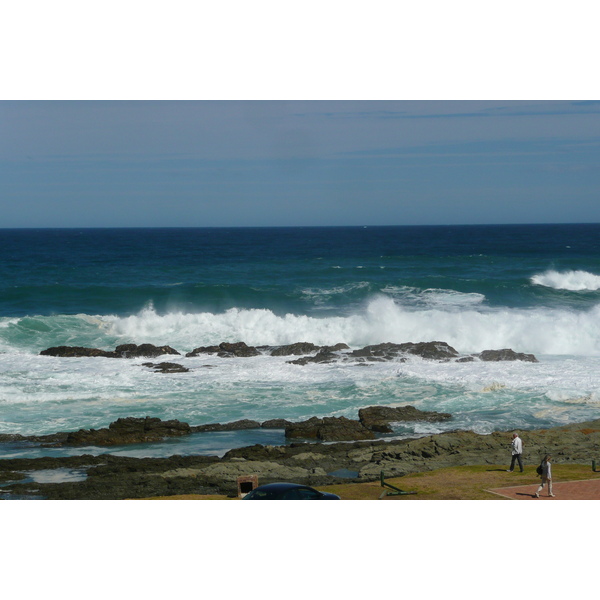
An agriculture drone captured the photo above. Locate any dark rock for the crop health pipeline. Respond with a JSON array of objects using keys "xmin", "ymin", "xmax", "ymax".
[
  {"xmin": 40, "ymin": 346, "xmax": 117, "ymax": 358},
  {"xmin": 0, "ymin": 454, "xmax": 107, "ymax": 473},
  {"xmin": 270, "ymin": 342, "xmax": 349, "ymax": 357},
  {"xmin": 115, "ymin": 344, "xmax": 180, "ymax": 358},
  {"xmin": 0, "ymin": 471, "xmax": 27, "ymax": 483},
  {"xmin": 322, "ymin": 343, "xmax": 350, "ymax": 352},
  {"xmin": 358, "ymin": 405, "xmax": 452, "ymax": 433},
  {"xmin": 0, "ymin": 431, "xmax": 70, "ymax": 446},
  {"xmin": 285, "ymin": 416, "xmax": 375, "ymax": 441},
  {"xmin": 270, "ymin": 342, "xmax": 320, "ymax": 356},
  {"xmin": 456, "ymin": 356, "xmax": 476, "ymax": 362},
  {"xmin": 40, "ymin": 343, "xmax": 180, "ymax": 359},
  {"xmin": 191, "ymin": 419, "xmax": 261, "ymax": 433},
  {"xmin": 186, "ymin": 341, "xmax": 260, "ymax": 358},
  {"xmin": 0, "ymin": 454, "xmax": 222, "ymax": 500},
  {"xmin": 402, "ymin": 341, "xmax": 459, "ymax": 360},
  {"xmin": 287, "ymin": 349, "xmax": 340, "ymax": 365},
  {"xmin": 350, "ymin": 341, "xmax": 458, "ymax": 362},
  {"xmin": 478, "ymin": 349, "xmax": 538, "ymax": 363},
  {"xmin": 142, "ymin": 362, "xmax": 190, "ymax": 373},
  {"xmin": 261, "ymin": 419, "xmax": 292, "ymax": 429},
  {"xmin": 185, "ymin": 345, "xmax": 221, "ymax": 357},
  {"xmin": 65, "ymin": 416, "xmax": 192, "ymax": 446},
  {"xmin": 218, "ymin": 342, "xmax": 260, "ymax": 357}
]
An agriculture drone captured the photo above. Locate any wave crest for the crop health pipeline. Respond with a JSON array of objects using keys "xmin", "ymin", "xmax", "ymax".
[
  {"xmin": 531, "ymin": 270, "xmax": 600, "ymax": 291},
  {"xmin": 6, "ymin": 297, "xmax": 600, "ymax": 357},
  {"xmin": 103, "ymin": 297, "xmax": 600, "ymax": 357}
]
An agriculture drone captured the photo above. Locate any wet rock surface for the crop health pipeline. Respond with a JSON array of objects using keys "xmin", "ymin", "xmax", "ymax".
[
  {"xmin": 185, "ymin": 342, "xmax": 260, "ymax": 358},
  {"xmin": 287, "ymin": 349, "xmax": 341, "ymax": 365},
  {"xmin": 65, "ymin": 417, "xmax": 192, "ymax": 446},
  {"xmin": 358, "ymin": 405, "xmax": 452, "ymax": 433},
  {"xmin": 191, "ymin": 419, "xmax": 261, "ymax": 433},
  {"xmin": 142, "ymin": 362, "xmax": 190, "ymax": 373},
  {"xmin": 285, "ymin": 416, "xmax": 376, "ymax": 441},
  {"xmin": 2, "ymin": 420, "xmax": 598, "ymax": 500},
  {"xmin": 477, "ymin": 348, "xmax": 539, "ymax": 363},
  {"xmin": 40, "ymin": 343, "xmax": 180, "ymax": 359},
  {"xmin": 270, "ymin": 342, "xmax": 321, "ymax": 356},
  {"xmin": 40, "ymin": 340, "xmax": 538, "ymax": 364},
  {"xmin": 1, "ymin": 407, "xmax": 451, "ymax": 448},
  {"xmin": 349, "ymin": 341, "xmax": 459, "ymax": 362},
  {"xmin": 261, "ymin": 419, "xmax": 293, "ymax": 429}
]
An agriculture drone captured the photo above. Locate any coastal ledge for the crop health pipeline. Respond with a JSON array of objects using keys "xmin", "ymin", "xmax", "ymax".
[
  {"xmin": 1, "ymin": 418, "xmax": 598, "ymax": 500},
  {"xmin": 0, "ymin": 405, "xmax": 451, "ymax": 447},
  {"xmin": 38, "ymin": 341, "xmax": 539, "ymax": 364}
]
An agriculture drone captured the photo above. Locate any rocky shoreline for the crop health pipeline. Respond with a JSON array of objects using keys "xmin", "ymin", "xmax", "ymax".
[
  {"xmin": 2, "ymin": 340, "xmax": 582, "ymax": 500},
  {"xmin": 0, "ymin": 404, "xmax": 452, "ymax": 447},
  {"xmin": 38, "ymin": 340, "xmax": 539, "ymax": 367},
  {"xmin": 1, "ymin": 415, "xmax": 598, "ymax": 500}
]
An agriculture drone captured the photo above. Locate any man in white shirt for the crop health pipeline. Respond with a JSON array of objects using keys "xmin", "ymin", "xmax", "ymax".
[{"xmin": 507, "ymin": 432, "xmax": 524, "ymax": 472}]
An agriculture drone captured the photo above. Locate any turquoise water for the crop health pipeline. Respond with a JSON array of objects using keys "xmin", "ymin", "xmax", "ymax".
[{"xmin": 1, "ymin": 225, "xmax": 600, "ymax": 456}]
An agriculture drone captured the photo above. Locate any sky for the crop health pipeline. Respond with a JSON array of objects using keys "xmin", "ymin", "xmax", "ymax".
[{"xmin": 2, "ymin": 100, "xmax": 600, "ymax": 228}]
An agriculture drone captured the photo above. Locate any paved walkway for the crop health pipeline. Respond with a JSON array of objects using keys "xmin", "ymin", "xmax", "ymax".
[{"xmin": 488, "ymin": 478, "xmax": 600, "ymax": 500}]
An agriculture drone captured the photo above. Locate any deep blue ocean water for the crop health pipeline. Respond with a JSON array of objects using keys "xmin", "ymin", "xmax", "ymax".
[{"xmin": 2, "ymin": 225, "xmax": 600, "ymax": 458}]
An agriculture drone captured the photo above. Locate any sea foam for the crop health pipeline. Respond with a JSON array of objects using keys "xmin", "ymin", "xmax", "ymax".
[
  {"xmin": 531, "ymin": 269, "xmax": 600, "ymax": 291},
  {"xmin": 5, "ymin": 295, "xmax": 600, "ymax": 358},
  {"xmin": 103, "ymin": 297, "xmax": 600, "ymax": 357}
]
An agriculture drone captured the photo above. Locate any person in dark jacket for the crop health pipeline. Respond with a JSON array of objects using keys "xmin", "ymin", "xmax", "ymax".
[{"xmin": 535, "ymin": 455, "xmax": 555, "ymax": 498}]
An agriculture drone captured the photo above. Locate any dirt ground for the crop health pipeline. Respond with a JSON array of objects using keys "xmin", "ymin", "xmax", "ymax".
[{"xmin": 487, "ymin": 478, "xmax": 600, "ymax": 500}]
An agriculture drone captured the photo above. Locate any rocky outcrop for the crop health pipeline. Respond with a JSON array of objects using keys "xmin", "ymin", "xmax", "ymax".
[
  {"xmin": 3, "ymin": 405, "xmax": 451, "ymax": 448},
  {"xmin": 2, "ymin": 419, "xmax": 599, "ymax": 499},
  {"xmin": 114, "ymin": 344, "xmax": 180, "ymax": 358},
  {"xmin": 285, "ymin": 416, "xmax": 376, "ymax": 441},
  {"xmin": 271, "ymin": 342, "xmax": 320, "ymax": 356},
  {"xmin": 191, "ymin": 419, "xmax": 261, "ymax": 433},
  {"xmin": 478, "ymin": 349, "xmax": 538, "ymax": 363},
  {"xmin": 287, "ymin": 349, "xmax": 341, "ymax": 365},
  {"xmin": 186, "ymin": 341, "xmax": 260, "ymax": 358},
  {"xmin": 358, "ymin": 405, "xmax": 452, "ymax": 433},
  {"xmin": 272, "ymin": 342, "xmax": 349, "ymax": 356},
  {"xmin": 199, "ymin": 460, "xmax": 326, "ymax": 483},
  {"xmin": 0, "ymin": 431, "xmax": 69, "ymax": 445},
  {"xmin": 40, "ymin": 339, "xmax": 539, "ymax": 366},
  {"xmin": 349, "ymin": 341, "xmax": 459, "ymax": 362},
  {"xmin": 142, "ymin": 362, "xmax": 190, "ymax": 373},
  {"xmin": 261, "ymin": 419, "xmax": 293, "ymax": 429},
  {"xmin": 40, "ymin": 343, "xmax": 180, "ymax": 359},
  {"xmin": 65, "ymin": 416, "xmax": 192, "ymax": 446},
  {"xmin": 40, "ymin": 346, "xmax": 116, "ymax": 358}
]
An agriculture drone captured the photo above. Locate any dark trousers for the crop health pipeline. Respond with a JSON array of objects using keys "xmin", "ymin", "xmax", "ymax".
[{"xmin": 509, "ymin": 454, "xmax": 523, "ymax": 472}]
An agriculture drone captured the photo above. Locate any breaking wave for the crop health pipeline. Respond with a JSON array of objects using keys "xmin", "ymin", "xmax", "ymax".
[
  {"xmin": 531, "ymin": 270, "xmax": 600, "ymax": 292},
  {"xmin": 5, "ymin": 297, "xmax": 600, "ymax": 357},
  {"xmin": 103, "ymin": 297, "xmax": 600, "ymax": 357}
]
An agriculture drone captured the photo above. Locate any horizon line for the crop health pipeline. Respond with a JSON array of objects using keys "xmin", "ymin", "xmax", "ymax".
[{"xmin": 1, "ymin": 222, "xmax": 599, "ymax": 231}]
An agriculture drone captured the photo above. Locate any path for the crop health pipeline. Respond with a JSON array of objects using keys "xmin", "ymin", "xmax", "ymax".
[{"xmin": 488, "ymin": 478, "xmax": 600, "ymax": 500}]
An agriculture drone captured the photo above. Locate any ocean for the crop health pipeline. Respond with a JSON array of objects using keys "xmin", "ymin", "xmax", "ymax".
[{"xmin": 2, "ymin": 224, "xmax": 600, "ymax": 459}]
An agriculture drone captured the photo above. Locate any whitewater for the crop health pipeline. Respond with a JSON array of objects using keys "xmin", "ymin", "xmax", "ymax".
[{"xmin": 1, "ymin": 225, "xmax": 600, "ymax": 457}]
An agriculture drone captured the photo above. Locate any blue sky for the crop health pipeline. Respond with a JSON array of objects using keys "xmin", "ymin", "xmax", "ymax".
[{"xmin": 1, "ymin": 100, "xmax": 600, "ymax": 227}]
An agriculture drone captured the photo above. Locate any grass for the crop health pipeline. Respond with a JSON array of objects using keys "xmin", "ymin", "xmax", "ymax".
[
  {"xmin": 322, "ymin": 463, "xmax": 600, "ymax": 500},
  {"xmin": 139, "ymin": 463, "xmax": 600, "ymax": 500}
]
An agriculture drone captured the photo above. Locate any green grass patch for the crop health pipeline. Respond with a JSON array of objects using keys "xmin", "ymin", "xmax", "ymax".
[
  {"xmin": 136, "ymin": 463, "xmax": 600, "ymax": 500},
  {"xmin": 319, "ymin": 463, "xmax": 600, "ymax": 500}
]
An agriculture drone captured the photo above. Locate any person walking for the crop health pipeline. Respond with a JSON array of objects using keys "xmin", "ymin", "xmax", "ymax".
[
  {"xmin": 507, "ymin": 432, "xmax": 524, "ymax": 472},
  {"xmin": 535, "ymin": 455, "xmax": 555, "ymax": 498}
]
